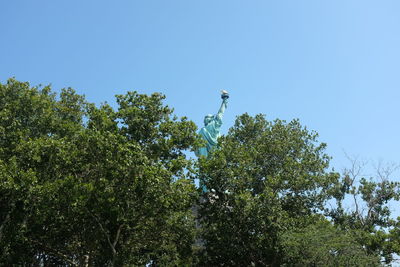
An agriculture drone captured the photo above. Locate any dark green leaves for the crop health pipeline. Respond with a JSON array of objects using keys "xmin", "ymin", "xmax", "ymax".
[{"xmin": 0, "ymin": 79, "xmax": 198, "ymax": 266}]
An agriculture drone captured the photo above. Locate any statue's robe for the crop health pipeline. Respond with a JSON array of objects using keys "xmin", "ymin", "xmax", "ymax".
[
  {"xmin": 195, "ymin": 113, "xmax": 223, "ymax": 193},
  {"xmin": 195, "ymin": 113, "xmax": 223, "ymax": 158}
]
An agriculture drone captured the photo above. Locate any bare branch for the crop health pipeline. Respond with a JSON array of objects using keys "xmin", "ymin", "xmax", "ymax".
[
  {"xmin": 112, "ymin": 224, "xmax": 123, "ymax": 249},
  {"xmin": 87, "ymin": 209, "xmax": 116, "ymax": 255},
  {"xmin": 87, "ymin": 209, "xmax": 124, "ymax": 260},
  {"xmin": 373, "ymin": 159, "xmax": 400, "ymax": 182}
]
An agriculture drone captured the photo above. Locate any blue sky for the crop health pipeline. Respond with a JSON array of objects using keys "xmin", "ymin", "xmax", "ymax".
[{"xmin": 1, "ymin": 0, "xmax": 400, "ymax": 177}]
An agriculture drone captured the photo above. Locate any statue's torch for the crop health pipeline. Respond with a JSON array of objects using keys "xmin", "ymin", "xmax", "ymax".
[{"xmin": 221, "ymin": 90, "xmax": 229, "ymax": 100}]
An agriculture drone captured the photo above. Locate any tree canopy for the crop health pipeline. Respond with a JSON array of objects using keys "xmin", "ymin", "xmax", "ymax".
[
  {"xmin": 0, "ymin": 79, "xmax": 199, "ymax": 266},
  {"xmin": 1, "ymin": 78, "xmax": 399, "ymax": 266}
]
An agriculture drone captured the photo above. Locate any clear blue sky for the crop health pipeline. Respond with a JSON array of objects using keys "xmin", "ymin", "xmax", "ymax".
[{"xmin": 1, "ymin": 0, "xmax": 400, "ymax": 177}]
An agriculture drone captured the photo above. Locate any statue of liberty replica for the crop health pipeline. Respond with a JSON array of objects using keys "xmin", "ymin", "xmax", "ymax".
[{"xmin": 195, "ymin": 90, "xmax": 229, "ymax": 192}]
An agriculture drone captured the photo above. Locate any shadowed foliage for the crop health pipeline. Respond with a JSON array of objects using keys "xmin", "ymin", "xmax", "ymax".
[{"xmin": 0, "ymin": 79, "xmax": 199, "ymax": 266}]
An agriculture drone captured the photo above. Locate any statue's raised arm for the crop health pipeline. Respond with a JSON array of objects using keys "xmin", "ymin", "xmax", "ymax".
[
  {"xmin": 195, "ymin": 90, "xmax": 229, "ymax": 158},
  {"xmin": 215, "ymin": 90, "xmax": 228, "ymax": 124}
]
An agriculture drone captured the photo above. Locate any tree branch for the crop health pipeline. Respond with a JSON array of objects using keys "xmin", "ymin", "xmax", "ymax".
[
  {"xmin": 87, "ymin": 210, "xmax": 116, "ymax": 255},
  {"xmin": 0, "ymin": 200, "xmax": 15, "ymax": 242},
  {"xmin": 30, "ymin": 239, "xmax": 77, "ymax": 266}
]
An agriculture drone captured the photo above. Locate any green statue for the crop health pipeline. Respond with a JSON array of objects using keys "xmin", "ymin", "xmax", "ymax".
[
  {"xmin": 195, "ymin": 90, "xmax": 229, "ymax": 158},
  {"xmin": 196, "ymin": 91, "xmax": 229, "ymax": 192}
]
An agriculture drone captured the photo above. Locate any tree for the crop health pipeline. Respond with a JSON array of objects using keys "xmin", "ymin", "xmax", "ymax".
[
  {"xmin": 0, "ymin": 78, "xmax": 199, "ymax": 266},
  {"xmin": 2, "ymin": 78, "xmax": 399, "ymax": 266},
  {"xmin": 328, "ymin": 156, "xmax": 400, "ymax": 264},
  {"xmin": 196, "ymin": 113, "xmax": 382, "ymax": 266},
  {"xmin": 280, "ymin": 220, "xmax": 380, "ymax": 266}
]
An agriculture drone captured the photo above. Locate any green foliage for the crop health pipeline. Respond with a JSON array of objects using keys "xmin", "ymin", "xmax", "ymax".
[
  {"xmin": 197, "ymin": 114, "xmax": 384, "ymax": 266},
  {"xmin": 0, "ymin": 78, "xmax": 199, "ymax": 266},
  {"xmin": 281, "ymin": 220, "xmax": 381, "ymax": 266},
  {"xmin": 328, "ymin": 158, "xmax": 400, "ymax": 264},
  {"xmin": 1, "ymin": 79, "xmax": 399, "ymax": 266}
]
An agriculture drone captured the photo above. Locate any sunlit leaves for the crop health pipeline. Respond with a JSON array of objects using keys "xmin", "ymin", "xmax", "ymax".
[{"xmin": 0, "ymin": 79, "xmax": 198, "ymax": 266}]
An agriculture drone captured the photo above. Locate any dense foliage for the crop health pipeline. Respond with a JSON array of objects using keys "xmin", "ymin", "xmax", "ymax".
[
  {"xmin": 197, "ymin": 114, "xmax": 400, "ymax": 266},
  {"xmin": 197, "ymin": 114, "xmax": 335, "ymax": 265},
  {"xmin": 0, "ymin": 79, "xmax": 199, "ymax": 266},
  {"xmin": 1, "ymin": 79, "xmax": 399, "ymax": 266}
]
